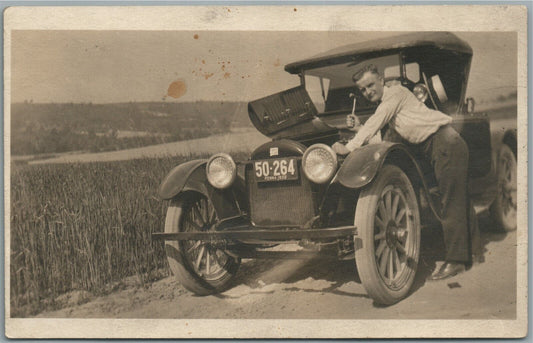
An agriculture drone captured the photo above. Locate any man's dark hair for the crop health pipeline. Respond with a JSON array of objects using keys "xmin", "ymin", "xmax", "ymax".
[{"xmin": 352, "ymin": 64, "xmax": 380, "ymax": 83}]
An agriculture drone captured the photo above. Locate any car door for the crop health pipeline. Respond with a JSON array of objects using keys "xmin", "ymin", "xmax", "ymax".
[
  {"xmin": 450, "ymin": 114, "xmax": 492, "ymax": 178},
  {"xmin": 424, "ymin": 73, "xmax": 492, "ymax": 179}
]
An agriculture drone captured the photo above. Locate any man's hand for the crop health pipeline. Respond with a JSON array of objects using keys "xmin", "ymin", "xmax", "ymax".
[
  {"xmin": 346, "ymin": 114, "xmax": 361, "ymax": 132},
  {"xmin": 332, "ymin": 142, "xmax": 351, "ymax": 155}
]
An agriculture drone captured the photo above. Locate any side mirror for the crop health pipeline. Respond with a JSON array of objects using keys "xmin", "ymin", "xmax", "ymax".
[
  {"xmin": 466, "ymin": 97, "xmax": 475, "ymax": 114},
  {"xmin": 413, "ymin": 84, "xmax": 429, "ymax": 103}
]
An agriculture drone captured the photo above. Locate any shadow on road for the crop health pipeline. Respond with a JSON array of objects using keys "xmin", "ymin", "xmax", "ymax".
[
  {"xmin": 230, "ymin": 209, "xmax": 510, "ymax": 305},
  {"xmin": 232, "ymin": 255, "xmax": 369, "ymax": 299},
  {"xmin": 410, "ymin": 209, "xmax": 509, "ymax": 298}
]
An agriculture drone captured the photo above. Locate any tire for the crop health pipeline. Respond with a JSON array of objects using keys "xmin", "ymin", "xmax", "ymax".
[
  {"xmin": 164, "ymin": 193, "xmax": 240, "ymax": 295},
  {"xmin": 354, "ymin": 164, "xmax": 421, "ymax": 305},
  {"xmin": 490, "ymin": 144, "xmax": 517, "ymax": 231}
]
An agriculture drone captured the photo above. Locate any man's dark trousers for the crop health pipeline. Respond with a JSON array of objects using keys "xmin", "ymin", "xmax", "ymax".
[{"xmin": 420, "ymin": 125, "xmax": 470, "ymax": 263}]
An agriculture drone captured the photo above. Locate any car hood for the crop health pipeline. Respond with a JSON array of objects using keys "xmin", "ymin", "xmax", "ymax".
[{"xmin": 248, "ymin": 86, "xmax": 336, "ymax": 140}]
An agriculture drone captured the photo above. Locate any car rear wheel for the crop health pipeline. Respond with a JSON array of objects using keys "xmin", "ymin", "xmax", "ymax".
[
  {"xmin": 164, "ymin": 193, "xmax": 240, "ymax": 295},
  {"xmin": 490, "ymin": 144, "xmax": 517, "ymax": 231},
  {"xmin": 354, "ymin": 164, "xmax": 421, "ymax": 305}
]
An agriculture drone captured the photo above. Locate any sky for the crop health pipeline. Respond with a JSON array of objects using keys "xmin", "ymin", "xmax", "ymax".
[{"xmin": 11, "ymin": 31, "xmax": 517, "ymax": 104}]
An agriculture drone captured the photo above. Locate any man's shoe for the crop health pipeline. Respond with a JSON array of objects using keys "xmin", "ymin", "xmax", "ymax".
[{"xmin": 428, "ymin": 262, "xmax": 465, "ymax": 281}]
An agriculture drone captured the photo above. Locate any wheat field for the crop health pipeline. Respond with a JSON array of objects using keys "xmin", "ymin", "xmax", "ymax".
[{"xmin": 9, "ymin": 153, "xmax": 247, "ymax": 316}]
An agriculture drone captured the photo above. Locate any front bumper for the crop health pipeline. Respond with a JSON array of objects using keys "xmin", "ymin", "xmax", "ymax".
[{"xmin": 152, "ymin": 225, "xmax": 357, "ymax": 241}]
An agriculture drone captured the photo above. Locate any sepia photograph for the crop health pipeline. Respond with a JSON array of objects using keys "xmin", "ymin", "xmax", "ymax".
[{"xmin": 4, "ymin": 5, "xmax": 527, "ymax": 339}]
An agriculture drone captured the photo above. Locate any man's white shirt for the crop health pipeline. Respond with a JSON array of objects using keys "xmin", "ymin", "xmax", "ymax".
[{"xmin": 345, "ymin": 85, "xmax": 452, "ymax": 151}]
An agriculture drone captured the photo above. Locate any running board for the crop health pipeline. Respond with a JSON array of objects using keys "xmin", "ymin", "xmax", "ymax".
[{"xmin": 152, "ymin": 226, "xmax": 357, "ymax": 241}]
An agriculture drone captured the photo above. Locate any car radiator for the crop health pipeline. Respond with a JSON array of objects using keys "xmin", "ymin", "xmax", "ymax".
[{"xmin": 246, "ymin": 167, "xmax": 316, "ymax": 227}]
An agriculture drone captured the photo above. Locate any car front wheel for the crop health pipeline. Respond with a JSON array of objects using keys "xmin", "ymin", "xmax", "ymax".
[
  {"xmin": 354, "ymin": 164, "xmax": 421, "ymax": 305},
  {"xmin": 164, "ymin": 193, "xmax": 240, "ymax": 295}
]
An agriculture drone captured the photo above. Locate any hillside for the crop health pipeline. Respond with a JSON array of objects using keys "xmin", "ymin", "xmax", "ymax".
[
  {"xmin": 10, "ymin": 96, "xmax": 516, "ymax": 159},
  {"xmin": 10, "ymin": 101, "xmax": 252, "ymax": 156}
]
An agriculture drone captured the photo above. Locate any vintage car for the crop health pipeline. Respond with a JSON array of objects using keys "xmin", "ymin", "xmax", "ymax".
[{"xmin": 153, "ymin": 32, "xmax": 517, "ymax": 305}]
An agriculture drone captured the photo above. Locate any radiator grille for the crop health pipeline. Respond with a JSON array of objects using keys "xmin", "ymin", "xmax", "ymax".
[{"xmin": 247, "ymin": 166, "xmax": 316, "ymax": 227}]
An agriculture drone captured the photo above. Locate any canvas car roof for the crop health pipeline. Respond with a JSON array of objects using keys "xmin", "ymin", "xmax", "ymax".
[{"xmin": 284, "ymin": 32, "xmax": 472, "ymax": 74}]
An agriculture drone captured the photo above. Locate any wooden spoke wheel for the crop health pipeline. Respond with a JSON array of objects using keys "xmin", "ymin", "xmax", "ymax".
[
  {"xmin": 164, "ymin": 193, "xmax": 240, "ymax": 295},
  {"xmin": 490, "ymin": 144, "xmax": 517, "ymax": 231},
  {"xmin": 354, "ymin": 165, "xmax": 420, "ymax": 305}
]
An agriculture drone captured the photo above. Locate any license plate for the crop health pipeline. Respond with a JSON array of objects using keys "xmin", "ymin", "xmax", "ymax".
[{"xmin": 254, "ymin": 157, "xmax": 298, "ymax": 182}]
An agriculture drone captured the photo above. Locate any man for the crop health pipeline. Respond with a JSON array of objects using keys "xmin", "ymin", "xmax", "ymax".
[{"xmin": 332, "ymin": 64, "xmax": 470, "ymax": 281}]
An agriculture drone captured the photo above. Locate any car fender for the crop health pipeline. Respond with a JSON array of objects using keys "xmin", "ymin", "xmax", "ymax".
[
  {"xmin": 333, "ymin": 141, "xmax": 403, "ymax": 189},
  {"xmin": 159, "ymin": 159, "xmax": 209, "ymax": 200},
  {"xmin": 331, "ymin": 141, "xmax": 443, "ymax": 221},
  {"xmin": 159, "ymin": 159, "xmax": 243, "ymax": 220},
  {"xmin": 502, "ymin": 128, "xmax": 517, "ymax": 157}
]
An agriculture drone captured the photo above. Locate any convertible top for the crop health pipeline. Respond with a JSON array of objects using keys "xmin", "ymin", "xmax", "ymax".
[{"xmin": 284, "ymin": 32, "xmax": 472, "ymax": 74}]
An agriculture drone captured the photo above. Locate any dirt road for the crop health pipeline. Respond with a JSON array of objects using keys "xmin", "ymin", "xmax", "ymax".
[
  {"xmin": 37, "ymin": 210, "xmax": 516, "ymax": 320},
  {"xmin": 28, "ymin": 129, "xmax": 268, "ymax": 164}
]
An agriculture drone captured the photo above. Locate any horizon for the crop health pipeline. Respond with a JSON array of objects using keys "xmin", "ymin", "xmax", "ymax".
[
  {"xmin": 12, "ymin": 99, "xmax": 249, "ymax": 105},
  {"xmin": 12, "ymin": 89, "xmax": 518, "ymax": 106}
]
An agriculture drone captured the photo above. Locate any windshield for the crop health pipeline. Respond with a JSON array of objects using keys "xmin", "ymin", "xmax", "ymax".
[{"xmin": 304, "ymin": 54, "xmax": 414, "ymax": 113}]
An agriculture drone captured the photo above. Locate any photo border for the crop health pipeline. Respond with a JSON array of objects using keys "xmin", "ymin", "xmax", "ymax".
[{"xmin": 3, "ymin": 3, "xmax": 529, "ymax": 339}]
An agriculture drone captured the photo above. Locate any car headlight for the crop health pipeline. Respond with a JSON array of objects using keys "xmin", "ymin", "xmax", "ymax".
[
  {"xmin": 206, "ymin": 153, "xmax": 236, "ymax": 189},
  {"xmin": 302, "ymin": 144, "xmax": 338, "ymax": 184}
]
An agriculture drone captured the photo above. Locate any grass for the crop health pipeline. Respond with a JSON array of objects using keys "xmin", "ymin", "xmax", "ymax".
[{"xmin": 9, "ymin": 152, "xmax": 249, "ymax": 317}]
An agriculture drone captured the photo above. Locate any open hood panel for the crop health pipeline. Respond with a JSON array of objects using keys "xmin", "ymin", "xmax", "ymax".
[{"xmin": 248, "ymin": 86, "xmax": 334, "ymax": 140}]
